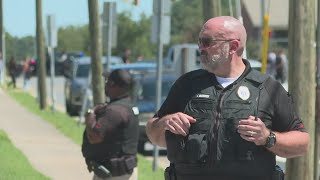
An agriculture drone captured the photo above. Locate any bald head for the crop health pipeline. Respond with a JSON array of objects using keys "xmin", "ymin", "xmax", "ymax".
[{"xmin": 201, "ymin": 16, "xmax": 247, "ymax": 55}]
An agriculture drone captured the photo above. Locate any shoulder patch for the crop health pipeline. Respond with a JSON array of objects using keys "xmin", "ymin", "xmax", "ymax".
[{"xmin": 132, "ymin": 106, "xmax": 139, "ymax": 115}]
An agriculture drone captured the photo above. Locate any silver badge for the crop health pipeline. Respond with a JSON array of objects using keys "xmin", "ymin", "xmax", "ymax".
[{"xmin": 237, "ymin": 86, "xmax": 250, "ymax": 100}]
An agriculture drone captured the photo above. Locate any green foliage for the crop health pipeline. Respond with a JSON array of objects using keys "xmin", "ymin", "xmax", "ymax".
[
  {"xmin": 137, "ymin": 154, "xmax": 165, "ymax": 180},
  {"xmin": 57, "ymin": 25, "xmax": 90, "ymax": 55},
  {"xmin": 0, "ymin": 130, "xmax": 49, "ymax": 180},
  {"xmin": 170, "ymin": 0, "xmax": 236, "ymax": 46},
  {"xmin": 114, "ymin": 12, "xmax": 156, "ymax": 61},
  {"xmin": 170, "ymin": 0, "xmax": 203, "ymax": 44},
  {"xmin": 5, "ymin": 33, "xmax": 35, "ymax": 61},
  {"xmin": 246, "ymin": 39, "xmax": 261, "ymax": 59}
]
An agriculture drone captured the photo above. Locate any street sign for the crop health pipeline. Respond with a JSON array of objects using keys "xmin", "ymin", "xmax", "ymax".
[
  {"xmin": 46, "ymin": 15, "xmax": 57, "ymax": 48},
  {"xmin": 102, "ymin": 2, "xmax": 117, "ymax": 48},
  {"xmin": 151, "ymin": 0, "xmax": 171, "ymax": 44},
  {"xmin": 153, "ymin": 0, "xmax": 171, "ymax": 14}
]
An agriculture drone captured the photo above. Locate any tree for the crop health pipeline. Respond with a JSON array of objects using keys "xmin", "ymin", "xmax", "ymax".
[
  {"xmin": 285, "ymin": 0, "xmax": 316, "ymax": 179},
  {"xmin": 170, "ymin": 0, "xmax": 203, "ymax": 44},
  {"xmin": 0, "ymin": 0, "xmax": 3, "ymax": 52},
  {"xmin": 57, "ymin": 25, "xmax": 89, "ymax": 54},
  {"xmin": 88, "ymin": 0, "xmax": 104, "ymax": 105},
  {"xmin": 202, "ymin": 0, "xmax": 221, "ymax": 22},
  {"xmin": 114, "ymin": 12, "xmax": 156, "ymax": 60},
  {"xmin": 36, "ymin": 0, "xmax": 47, "ymax": 109}
]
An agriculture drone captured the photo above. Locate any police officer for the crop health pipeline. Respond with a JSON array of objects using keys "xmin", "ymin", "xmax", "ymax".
[
  {"xmin": 82, "ymin": 69, "xmax": 139, "ymax": 180},
  {"xmin": 146, "ymin": 16, "xmax": 309, "ymax": 180}
]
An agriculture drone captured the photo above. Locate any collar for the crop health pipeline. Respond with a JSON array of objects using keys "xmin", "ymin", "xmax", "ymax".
[
  {"xmin": 212, "ymin": 59, "xmax": 266, "ymax": 90},
  {"xmin": 108, "ymin": 94, "xmax": 130, "ymax": 103}
]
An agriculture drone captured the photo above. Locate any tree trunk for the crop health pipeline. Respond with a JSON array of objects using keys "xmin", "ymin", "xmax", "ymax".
[
  {"xmin": 286, "ymin": 0, "xmax": 316, "ymax": 180},
  {"xmin": 0, "ymin": 0, "xmax": 3, "ymax": 51},
  {"xmin": 315, "ymin": 1, "xmax": 320, "ymax": 179},
  {"xmin": 88, "ymin": 0, "xmax": 104, "ymax": 105},
  {"xmin": 36, "ymin": 0, "xmax": 47, "ymax": 109},
  {"xmin": 202, "ymin": 0, "xmax": 221, "ymax": 22}
]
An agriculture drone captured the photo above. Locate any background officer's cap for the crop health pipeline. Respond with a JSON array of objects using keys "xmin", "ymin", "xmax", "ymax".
[{"xmin": 103, "ymin": 69, "xmax": 133, "ymax": 89}]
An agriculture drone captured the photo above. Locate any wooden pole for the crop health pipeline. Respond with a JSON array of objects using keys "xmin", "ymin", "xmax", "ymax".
[
  {"xmin": 314, "ymin": 1, "xmax": 320, "ymax": 179},
  {"xmin": 286, "ymin": 0, "xmax": 316, "ymax": 179},
  {"xmin": 88, "ymin": 0, "xmax": 104, "ymax": 105},
  {"xmin": 202, "ymin": 0, "xmax": 221, "ymax": 22},
  {"xmin": 0, "ymin": 0, "xmax": 3, "ymax": 52},
  {"xmin": 36, "ymin": 0, "xmax": 47, "ymax": 109}
]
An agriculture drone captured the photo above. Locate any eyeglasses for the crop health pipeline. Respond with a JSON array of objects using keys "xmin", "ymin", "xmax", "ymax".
[{"xmin": 198, "ymin": 37, "xmax": 240, "ymax": 48}]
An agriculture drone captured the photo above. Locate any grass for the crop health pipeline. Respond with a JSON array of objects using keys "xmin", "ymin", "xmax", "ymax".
[
  {"xmin": 4, "ymin": 87, "xmax": 165, "ymax": 180},
  {"xmin": 0, "ymin": 129, "xmax": 50, "ymax": 180}
]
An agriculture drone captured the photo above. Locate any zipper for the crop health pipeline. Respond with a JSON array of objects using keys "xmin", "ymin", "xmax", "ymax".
[{"xmin": 208, "ymin": 90, "xmax": 227, "ymax": 166}]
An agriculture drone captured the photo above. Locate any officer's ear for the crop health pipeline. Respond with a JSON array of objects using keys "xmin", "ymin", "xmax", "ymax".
[
  {"xmin": 105, "ymin": 78, "xmax": 116, "ymax": 87},
  {"xmin": 229, "ymin": 39, "xmax": 240, "ymax": 55}
]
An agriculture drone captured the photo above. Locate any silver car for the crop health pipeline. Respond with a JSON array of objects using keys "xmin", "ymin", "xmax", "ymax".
[{"xmin": 64, "ymin": 56, "xmax": 123, "ymax": 115}]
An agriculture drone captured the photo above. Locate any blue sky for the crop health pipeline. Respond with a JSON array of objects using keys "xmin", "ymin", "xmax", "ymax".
[{"xmin": 4, "ymin": 0, "xmax": 153, "ymax": 37}]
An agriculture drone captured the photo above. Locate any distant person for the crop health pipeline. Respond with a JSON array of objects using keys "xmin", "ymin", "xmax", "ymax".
[
  {"xmin": 136, "ymin": 55, "xmax": 144, "ymax": 62},
  {"xmin": 22, "ymin": 57, "xmax": 32, "ymax": 91},
  {"xmin": 59, "ymin": 51, "xmax": 68, "ymax": 62},
  {"xmin": 82, "ymin": 69, "xmax": 139, "ymax": 180},
  {"xmin": 266, "ymin": 51, "xmax": 276, "ymax": 77},
  {"xmin": 122, "ymin": 49, "xmax": 131, "ymax": 64},
  {"xmin": 7, "ymin": 56, "xmax": 17, "ymax": 88},
  {"xmin": 0, "ymin": 52, "xmax": 3, "ymax": 84},
  {"xmin": 275, "ymin": 49, "xmax": 288, "ymax": 83}
]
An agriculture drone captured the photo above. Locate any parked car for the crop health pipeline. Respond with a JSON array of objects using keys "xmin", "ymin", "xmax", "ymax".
[
  {"xmin": 248, "ymin": 58, "xmax": 262, "ymax": 71},
  {"xmin": 64, "ymin": 56, "xmax": 124, "ymax": 115},
  {"xmin": 134, "ymin": 73, "xmax": 177, "ymax": 153}
]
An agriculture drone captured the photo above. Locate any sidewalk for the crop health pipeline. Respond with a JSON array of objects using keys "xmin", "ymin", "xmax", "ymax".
[{"xmin": 0, "ymin": 89, "xmax": 92, "ymax": 180}]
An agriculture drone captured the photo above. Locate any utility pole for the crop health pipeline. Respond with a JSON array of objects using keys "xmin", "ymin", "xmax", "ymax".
[
  {"xmin": 0, "ymin": 0, "xmax": 5, "ymax": 85},
  {"xmin": 0, "ymin": 0, "xmax": 2, "ymax": 52},
  {"xmin": 46, "ymin": 15, "xmax": 57, "ymax": 112},
  {"xmin": 315, "ymin": 0, "xmax": 320, "ymax": 179},
  {"xmin": 36, "ymin": 0, "xmax": 47, "ymax": 109},
  {"xmin": 235, "ymin": 0, "xmax": 247, "ymax": 59},
  {"xmin": 202, "ymin": 0, "xmax": 221, "ymax": 22},
  {"xmin": 151, "ymin": 0, "xmax": 171, "ymax": 171},
  {"xmin": 88, "ymin": 0, "xmax": 104, "ymax": 105},
  {"xmin": 286, "ymin": 0, "xmax": 316, "ymax": 179}
]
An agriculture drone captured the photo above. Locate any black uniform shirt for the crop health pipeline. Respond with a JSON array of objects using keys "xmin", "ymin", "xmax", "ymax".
[{"xmin": 156, "ymin": 60, "xmax": 305, "ymax": 134}]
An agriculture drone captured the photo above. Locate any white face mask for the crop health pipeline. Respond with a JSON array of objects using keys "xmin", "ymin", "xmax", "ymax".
[{"xmin": 201, "ymin": 43, "xmax": 230, "ymax": 71}]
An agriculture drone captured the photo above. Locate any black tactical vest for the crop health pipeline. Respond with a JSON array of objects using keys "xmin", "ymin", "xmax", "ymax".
[
  {"xmin": 82, "ymin": 97, "xmax": 139, "ymax": 162},
  {"xmin": 166, "ymin": 68, "xmax": 276, "ymax": 177}
]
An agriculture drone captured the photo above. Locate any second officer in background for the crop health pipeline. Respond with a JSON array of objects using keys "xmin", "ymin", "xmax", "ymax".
[{"xmin": 82, "ymin": 69, "xmax": 139, "ymax": 180}]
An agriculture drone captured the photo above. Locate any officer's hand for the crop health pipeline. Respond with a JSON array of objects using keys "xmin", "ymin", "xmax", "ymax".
[
  {"xmin": 162, "ymin": 112, "xmax": 196, "ymax": 136},
  {"xmin": 93, "ymin": 103, "xmax": 106, "ymax": 115},
  {"xmin": 237, "ymin": 116, "xmax": 270, "ymax": 146},
  {"xmin": 85, "ymin": 104, "xmax": 105, "ymax": 127}
]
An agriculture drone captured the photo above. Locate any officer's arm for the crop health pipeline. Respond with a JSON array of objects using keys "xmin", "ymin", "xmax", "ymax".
[
  {"xmin": 85, "ymin": 105, "xmax": 128, "ymax": 144},
  {"xmin": 84, "ymin": 104, "xmax": 109, "ymax": 144},
  {"xmin": 146, "ymin": 117, "xmax": 167, "ymax": 147},
  {"xmin": 264, "ymin": 78, "xmax": 309, "ymax": 158},
  {"xmin": 267, "ymin": 131, "xmax": 309, "ymax": 158},
  {"xmin": 85, "ymin": 112, "xmax": 104, "ymax": 144}
]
